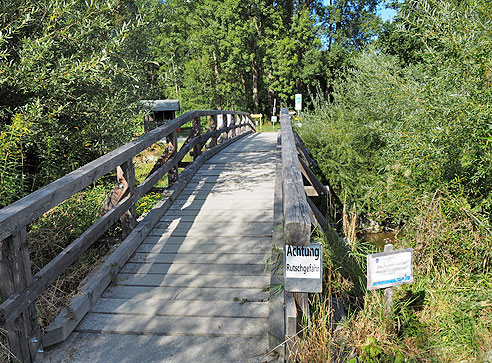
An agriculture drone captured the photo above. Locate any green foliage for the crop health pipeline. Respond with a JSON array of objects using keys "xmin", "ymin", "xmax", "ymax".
[
  {"xmin": 0, "ymin": 0, "xmax": 158, "ymax": 206},
  {"xmin": 136, "ymin": 192, "xmax": 162, "ymax": 217},
  {"xmin": 299, "ymin": 0, "xmax": 492, "ymax": 222},
  {"xmin": 151, "ymin": 0, "xmax": 384, "ymax": 114},
  {"xmin": 297, "ymin": 1, "xmax": 492, "ymax": 361}
]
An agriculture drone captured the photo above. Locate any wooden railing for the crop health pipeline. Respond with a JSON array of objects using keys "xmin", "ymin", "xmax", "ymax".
[
  {"xmin": 0, "ymin": 110, "xmax": 255, "ymax": 362},
  {"xmin": 273, "ymin": 108, "xmax": 342, "ymax": 360}
]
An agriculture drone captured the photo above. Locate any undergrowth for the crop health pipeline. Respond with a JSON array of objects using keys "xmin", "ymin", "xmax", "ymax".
[{"xmin": 291, "ymin": 193, "xmax": 491, "ymax": 362}]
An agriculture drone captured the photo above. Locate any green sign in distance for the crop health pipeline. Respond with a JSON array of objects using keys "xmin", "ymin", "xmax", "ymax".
[{"xmin": 295, "ymin": 93, "xmax": 302, "ymax": 111}]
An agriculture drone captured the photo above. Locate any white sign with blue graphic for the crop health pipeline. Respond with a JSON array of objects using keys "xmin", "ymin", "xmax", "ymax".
[{"xmin": 367, "ymin": 248, "xmax": 413, "ymax": 290}]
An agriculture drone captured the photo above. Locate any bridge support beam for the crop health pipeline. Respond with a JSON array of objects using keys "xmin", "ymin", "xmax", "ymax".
[
  {"xmin": 167, "ymin": 131, "xmax": 178, "ymax": 186},
  {"xmin": 210, "ymin": 115, "xmax": 217, "ymax": 147},
  {"xmin": 192, "ymin": 117, "xmax": 202, "ymax": 160},
  {"xmin": 120, "ymin": 160, "xmax": 137, "ymax": 239},
  {"xmin": 0, "ymin": 228, "xmax": 40, "ymax": 363}
]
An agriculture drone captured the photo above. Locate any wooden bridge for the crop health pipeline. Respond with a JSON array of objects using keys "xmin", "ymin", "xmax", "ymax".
[{"xmin": 0, "ymin": 108, "xmax": 339, "ymax": 362}]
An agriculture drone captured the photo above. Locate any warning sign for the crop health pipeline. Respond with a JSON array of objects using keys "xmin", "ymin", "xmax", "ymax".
[{"xmin": 285, "ymin": 243, "xmax": 322, "ymax": 292}]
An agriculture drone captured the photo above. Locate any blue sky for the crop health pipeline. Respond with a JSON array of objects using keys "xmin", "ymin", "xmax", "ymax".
[
  {"xmin": 322, "ymin": 1, "xmax": 398, "ymax": 22},
  {"xmin": 378, "ymin": 5, "xmax": 398, "ymax": 22}
]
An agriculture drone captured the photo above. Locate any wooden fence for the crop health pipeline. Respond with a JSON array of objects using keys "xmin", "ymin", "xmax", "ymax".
[{"xmin": 0, "ymin": 110, "xmax": 255, "ymax": 362}]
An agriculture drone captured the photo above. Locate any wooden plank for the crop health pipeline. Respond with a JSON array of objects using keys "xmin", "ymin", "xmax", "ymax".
[
  {"xmin": 210, "ymin": 115, "xmax": 217, "ymax": 147},
  {"xmin": 168, "ymin": 197, "xmax": 273, "ymax": 210},
  {"xmin": 76, "ymin": 313, "xmax": 267, "ymax": 337},
  {"xmin": 284, "ymin": 291, "xmax": 297, "ymax": 337},
  {"xmin": 41, "ymin": 294, "xmax": 90, "ymax": 348},
  {"xmin": 192, "ymin": 117, "xmax": 202, "ymax": 159},
  {"xmin": 167, "ymin": 131, "xmax": 178, "ymax": 186},
  {"xmin": 130, "ymin": 252, "xmax": 268, "ymax": 265},
  {"xmin": 135, "ymin": 243, "xmax": 269, "ymax": 255},
  {"xmin": 116, "ymin": 273, "xmax": 269, "ymax": 289},
  {"xmin": 138, "ymin": 241, "xmax": 269, "ymax": 254},
  {"xmin": 120, "ymin": 262, "xmax": 266, "ymax": 276},
  {"xmin": 102, "ymin": 285, "xmax": 269, "ymax": 302},
  {"xmin": 0, "ymin": 110, "xmax": 250, "ymax": 241},
  {"xmin": 306, "ymin": 194, "xmax": 340, "ymax": 245},
  {"xmin": 92, "ymin": 298, "xmax": 268, "ymax": 318},
  {"xmin": 280, "ymin": 108, "xmax": 311, "ymax": 246},
  {"xmin": 268, "ymin": 131, "xmax": 285, "ymax": 357},
  {"xmin": 160, "ymin": 207, "xmax": 273, "ymax": 218},
  {"xmin": 149, "ymin": 228, "xmax": 271, "ymax": 238},
  {"xmin": 171, "ymin": 189, "xmax": 274, "ymax": 201},
  {"xmin": 294, "ymin": 132, "xmax": 319, "ymax": 169},
  {"xmin": 120, "ymin": 160, "xmax": 137, "ymax": 238},
  {"xmin": 141, "ymin": 235, "xmax": 272, "ymax": 247},
  {"xmin": 153, "ymin": 220, "xmax": 273, "ymax": 235},
  {"xmin": 298, "ymin": 156, "xmax": 326, "ymax": 197},
  {"xmin": 168, "ymin": 199, "xmax": 273, "ymax": 212},
  {"xmin": 306, "ymin": 197, "xmax": 328, "ymax": 234}
]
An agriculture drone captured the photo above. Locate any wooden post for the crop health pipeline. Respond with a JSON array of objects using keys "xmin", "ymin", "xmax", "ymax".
[
  {"xmin": 166, "ymin": 131, "xmax": 178, "ymax": 187},
  {"xmin": 222, "ymin": 114, "xmax": 228, "ymax": 141},
  {"xmin": 192, "ymin": 117, "xmax": 202, "ymax": 160},
  {"xmin": 0, "ymin": 228, "xmax": 40, "ymax": 363},
  {"xmin": 227, "ymin": 114, "xmax": 233, "ymax": 138},
  {"xmin": 210, "ymin": 115, "xmax": 217, "ymax": 147},
  {"xmin": 231, "ymin": 115, "xmax": 236, "ymax": 137},
  {"xmin": 384, "ymin": 243, "xmax": 394, "ymax": 314},
  {"xmin": 119, "ymin": 161, "xmax": 136, "ymax": 239}
]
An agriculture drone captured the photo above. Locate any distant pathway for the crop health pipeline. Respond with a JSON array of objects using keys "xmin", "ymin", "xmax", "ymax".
[{"xmin": 43, "ymin": 133, "xmax": 278, "ymax": 363}]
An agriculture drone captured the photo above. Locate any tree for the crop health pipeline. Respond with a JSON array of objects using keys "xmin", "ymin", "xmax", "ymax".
[{"xmin": 0, "ymin": 0, "xmax": 157, "ymax": 206}]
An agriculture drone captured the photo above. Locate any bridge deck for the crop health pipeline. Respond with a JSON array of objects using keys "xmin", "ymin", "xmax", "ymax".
[{"xmin": 42, "ymin": 133, "xmax": 278, "ymax": 362}]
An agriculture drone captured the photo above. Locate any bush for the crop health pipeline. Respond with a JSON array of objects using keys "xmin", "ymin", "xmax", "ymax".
[{"xmin": 0, "ymin": 0, "xmax": 157, "ymax": 207}]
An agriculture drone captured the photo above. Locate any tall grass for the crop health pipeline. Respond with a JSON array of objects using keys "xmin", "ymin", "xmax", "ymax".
[{"xmin": 293, "ymin": 196, "xmax": 491, "ymax": 361}]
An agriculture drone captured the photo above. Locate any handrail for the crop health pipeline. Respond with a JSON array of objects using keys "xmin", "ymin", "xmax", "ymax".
[
  {"xmin": 0, "ymin": 110, "xmax": 250, "ymax": 241},
  {"xmin": 279, "ymin": 108, "xmax": 344, "ymax": 361},
  {"xmin": 280, "ymin": 108, "xmax": 311, "ymax": 246},
  {"xmin": 0, "ymin": 109, "xmax": 254, "ymax": 362},
  {"xmin": 280, "ymin": 108, "xmax": 311, "ymax": 359}
]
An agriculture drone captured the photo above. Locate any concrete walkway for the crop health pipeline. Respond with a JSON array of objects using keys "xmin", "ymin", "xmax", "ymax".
[{"xmin": 42, "ymin": 133, "xmax": 278, "ymax": 363}]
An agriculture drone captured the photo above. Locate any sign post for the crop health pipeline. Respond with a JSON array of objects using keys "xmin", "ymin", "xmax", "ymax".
[
  {"xmin": 284, "ymin": 243, "xmax": 322, "ymax": 293},
  {"xmin": 367, "ymin": 245, "xmax": 414, "ymax": 314}
]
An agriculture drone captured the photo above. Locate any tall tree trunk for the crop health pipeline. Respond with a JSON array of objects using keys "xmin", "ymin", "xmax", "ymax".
[
  {"xmin": 213, "ymin": 49, "xmax": 222, "ymax": 109},
  {"xmin": 252, "ymin": 56, "xmax": 259, "ymax": 113},
  {"xmin": 328, "ymin": 0, "xmax": 333, "ymax": 51}
]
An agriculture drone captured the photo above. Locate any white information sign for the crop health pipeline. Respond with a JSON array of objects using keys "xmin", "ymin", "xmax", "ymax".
[
  {"xmin": 271, "ymin": 115, "xmax": 277, "ymax": 124},
  {"xmin": 367, "ymin": 248, "xmax": 414, "ymax": 290},
  {"xmin": 285, "ymin": 244, "xmax": 321, "ymax": 279},
  {"xmin": 295, "ymin": 93, "xmax": 302, "ymax": 111}
]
